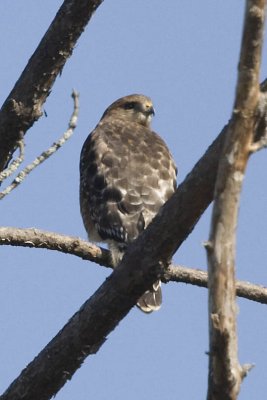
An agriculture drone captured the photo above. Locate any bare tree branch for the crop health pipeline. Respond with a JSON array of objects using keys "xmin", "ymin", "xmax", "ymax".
[
  {"xmin": 0, "ymin": 91, "xmax": 79, "ymax": 200},
  {"xmin": 1, "ymin": 226, "xmax": 267, "ymax": 305},
  {"xmin": 0, "ymin": 227, "xmax": 110, "ymax": 267},
  {"xmin": 206, "ymin": 1, "xmax": 266, "ymax": 399},
  {"xmin": 164, "ymin": 266, "xmax": 267, "ymax": 305},
  {"xmin": 0, "ymin": 0, "xmax": 104, "ymax": 173}
]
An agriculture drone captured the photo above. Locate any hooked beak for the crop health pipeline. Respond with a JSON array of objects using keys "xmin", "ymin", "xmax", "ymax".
[
  {"xmin": 150, "ymin": 106, "xmax": 155, "ymax": 116},
  {"xmin": 146, "ymin": 105, "xmax": 155, "ymax": 117}
]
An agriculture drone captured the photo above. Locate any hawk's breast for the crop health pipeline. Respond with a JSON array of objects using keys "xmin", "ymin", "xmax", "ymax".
[{"xmin": 80, "ymin": 118, "xmax": 177, "ymax": 244}]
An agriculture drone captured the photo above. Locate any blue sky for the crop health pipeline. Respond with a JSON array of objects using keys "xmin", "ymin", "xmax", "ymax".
[{"xmin": 0, "ymin": 1, "xmax": 267, "ymax": 399}]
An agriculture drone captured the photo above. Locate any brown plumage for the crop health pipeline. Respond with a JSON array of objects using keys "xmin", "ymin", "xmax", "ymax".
[{"xmin": 80, "ymin": 94, "xmax": 177, "ymax": 313}]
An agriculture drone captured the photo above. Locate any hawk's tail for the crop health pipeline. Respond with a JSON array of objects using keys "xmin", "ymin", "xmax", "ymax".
[
  {"xmin": 136, "ymin": 280, "xmax": 162, "ymax": 313},
  {"xmin": 109, "ymin": 242, "xmax": 162, "ymax": 313}
]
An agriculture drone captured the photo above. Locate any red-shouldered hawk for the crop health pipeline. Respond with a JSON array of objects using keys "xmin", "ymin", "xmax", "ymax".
[{"xmin": 80, "ymin": 94, "xmax": 177, "ymax": 313}]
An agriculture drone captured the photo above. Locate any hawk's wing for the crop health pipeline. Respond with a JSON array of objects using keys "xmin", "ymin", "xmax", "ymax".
[{"xmin": 80, "ymin": 118, "xmax": 177, "ymax": 247}]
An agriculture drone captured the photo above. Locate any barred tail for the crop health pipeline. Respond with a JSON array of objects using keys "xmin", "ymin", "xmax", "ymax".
[{"xmin": 136, "ymin": 280, "xmax": 162, "ymax": 313}]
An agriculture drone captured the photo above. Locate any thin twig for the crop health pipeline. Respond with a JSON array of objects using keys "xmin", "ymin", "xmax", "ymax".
[{"xmin": 0, "ymin": 91, "xmax": 79, "ymax": 200}]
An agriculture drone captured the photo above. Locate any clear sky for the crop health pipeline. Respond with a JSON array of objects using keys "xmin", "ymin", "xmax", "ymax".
[{"xmin": 1, "ymin": 1, "xmax": 267, "ymax": 399}]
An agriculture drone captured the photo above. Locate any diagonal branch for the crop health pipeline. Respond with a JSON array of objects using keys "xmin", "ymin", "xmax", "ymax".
[
  {"xmin": 0, "ymin": 0, "xmax": 104, "ymax": 173},
  {"xmin": 206, "ymin": 1, "xmax": 266, "ymax": 399},
  {"xmin": 1, "ymin": 226, "xmax": 267, "ymax": 304}
]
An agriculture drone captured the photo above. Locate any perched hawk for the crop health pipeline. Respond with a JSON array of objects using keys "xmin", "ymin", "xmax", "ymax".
[{"xmin": 80, "ymin": 94, "xmax": 177, "ymax": 313}]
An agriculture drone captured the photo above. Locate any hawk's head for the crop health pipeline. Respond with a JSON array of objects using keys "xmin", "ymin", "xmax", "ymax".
[{"xmin": 101, "ymin": 94, "xmax": 155, "ymax": 127}]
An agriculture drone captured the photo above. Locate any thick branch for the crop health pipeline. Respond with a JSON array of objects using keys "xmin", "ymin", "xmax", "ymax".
[
  {"xmin": 0, "ymin": 0, "xmax": 104, "ymax": 172},
  {"xmin": 206, "ymin": 1, "xmax": 265, "ymax": 399},
  {"xmin": 1, "ymin": 226, "xmax": 267, "ymax": 304}
]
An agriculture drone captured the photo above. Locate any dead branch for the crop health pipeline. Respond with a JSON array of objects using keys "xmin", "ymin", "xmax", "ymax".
[
  {"xmin": 0, "ymin": 0, "xmax": 104, "ymax": 173},
  {"xmin": 165, "ymin": 266, "xmax": 267, "ymax": 305},
  {"xmin": 206, "ymin": 1, "xmax": 266, "ymax": 399},
  {"xmin": 1, "ymin": 226, "xmax": 267, "ymax": 305},
  {"xmin": 0, "ymin": 91, "xmax": 79, "ymax": 200},
  {"xmin": 0, "ymin": 226, "xmax": 110, "ymax": 267}
]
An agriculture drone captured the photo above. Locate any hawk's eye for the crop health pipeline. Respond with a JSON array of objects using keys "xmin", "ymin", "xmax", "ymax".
[{"xmin": 123, "ymin": 102, "xmax": 136, "ymax": 110}]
